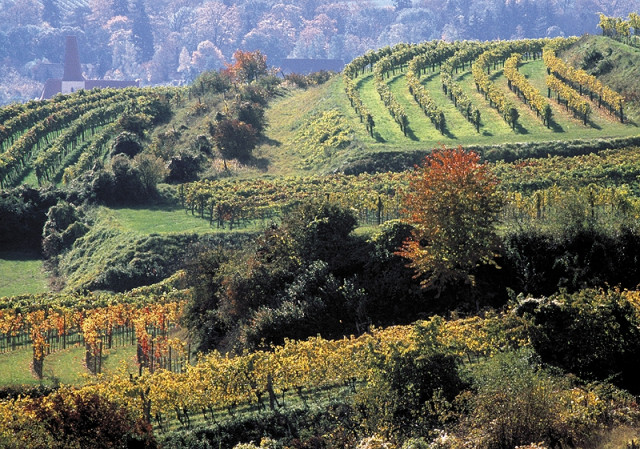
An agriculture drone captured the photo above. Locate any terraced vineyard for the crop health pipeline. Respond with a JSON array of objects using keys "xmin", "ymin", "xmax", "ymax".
[
  {"xmin": 0, "ymin": 87, "xmax": 176, "ymax": 188},
  {"xmin": 342, "ymin": 37, "xmax": 638, "ymax": 151}
]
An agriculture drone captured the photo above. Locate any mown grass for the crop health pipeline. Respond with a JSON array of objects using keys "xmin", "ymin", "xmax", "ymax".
[
  {"xmin": 109, "ymin": 204, "xmax": 221, "ymax": 234},
  {"xmin": 0, "ymin": 251, "xmax": 48, "ymax": 298},
  {"xmin": 562, "ymin": 34, "xmax": 640, "ymax": 122},
  {"xmin": 0, "ymin": 348, "xmax": 41, "ymax": 385},
  {"xmin": 0, "ymin": 343, "xmax": 140, "ymax": 387},
  {"xmin": 259, "ymin": 76, "xmax": 369, "ymax": 176}
]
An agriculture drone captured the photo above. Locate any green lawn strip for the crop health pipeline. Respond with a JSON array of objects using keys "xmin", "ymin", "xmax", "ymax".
[
  {"xmin": 422, "ymin": 70, "xmax": 478, "ymax": 141},
  {"xmin": 387, "ymin": 72, "xmax": 441, "ymax": 142},
  {"xmin": 109, "ymin": 205, "xmax": 219, "ymax": 234},
  {"xmin": 356, "ymin": 73, "xmax": 405, "ymax": 143},
  {"xmin": 0, "ymin": 348, "xmax": 42, "ymax": 386},
  {"xmin": 100, "ymin": 344, "xmax": 139, "ymax": 377},
  {"xmin": 110, "ymin": 205, "xmax": 272, "ymax": 235},
  {"xmin": 0, "ymin": 251, "xmax": 48, "ymax": 298},
  {"xmin": 456, "ymin": 71, "xmax": 516, "ymax": 141},
  {"xmin": 43, "ymin": 345, "xmax": 91, "ymax": 385}
]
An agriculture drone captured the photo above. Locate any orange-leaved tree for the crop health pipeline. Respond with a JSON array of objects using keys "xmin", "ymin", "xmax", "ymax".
[
  {"xmin": 226, "ymin": 49, "xmax": 268, "ymax": 83},
  {"xmin": 397, "ymin": 146, "xmax": 503, "ymax": 291}
]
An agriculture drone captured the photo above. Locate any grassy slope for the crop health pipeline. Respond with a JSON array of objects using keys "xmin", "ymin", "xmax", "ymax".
[
  {"xmin": 259, "ymin": 36, "xmax": 639, "ymax": 176},
  {"xmin": 562, "ymin": 34, "xmax": 640, "ymax": 122},
  {"xmin": 0, "ymin": 251, "xmax": 48, "ymax": 298}
]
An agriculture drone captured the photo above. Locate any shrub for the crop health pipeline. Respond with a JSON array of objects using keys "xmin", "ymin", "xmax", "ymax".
[
  {"xmin": 355, "ymin": 342, "xmax": 467, "ymax": 440},
  {"xmin": 463, "ymin": 349, "xmax": 597, "ymax": 449},
  {"xmin": 514, "ymin": 289, "xmax": 640, "ymax": 393},
  {"xmin": 111, "ymin": 131, "xmax": 143, "ymax": 158}
]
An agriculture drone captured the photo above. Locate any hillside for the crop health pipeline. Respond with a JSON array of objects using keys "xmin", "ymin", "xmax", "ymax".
[
  {"xmin": 2, "ymin": 0, "xmax": 638, "ymax": 105},
  {"xmin": 2, "ymin": 34, "xmax": 640, "ymax": 449},
  {"xmin": 258, "ymin": 35, "xmax": 640, "ymax": 175}
]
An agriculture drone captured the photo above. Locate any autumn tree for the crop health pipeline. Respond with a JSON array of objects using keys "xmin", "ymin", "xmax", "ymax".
[
  {"xmin": 227, "ymin": 49, "xmax": 268, "ymax": 83},
  {"xmin": 397, "ymin": 146, "xmax": 503, "ymax": 292}
]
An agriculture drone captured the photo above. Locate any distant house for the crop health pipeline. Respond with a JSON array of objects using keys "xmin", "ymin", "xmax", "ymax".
[
  {"xmin": 277, "ymin": 59, "xmax": 345, "ymax": 76},
  {"xmin": 40, "ymin": 36, "xmax": 139, "ymax": 100}
]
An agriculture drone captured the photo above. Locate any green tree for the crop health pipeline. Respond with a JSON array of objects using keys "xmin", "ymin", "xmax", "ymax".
[
  {"xmin": 133, "ymin": 153, "xmax": 168, "ymax": 195},
  {"xmin": 397, "ymin": 147, "xmax": 503, "ymax": 292},
  {"xmin": 211, "ymin": 119, "xmax": 257, "ymax": 168}
]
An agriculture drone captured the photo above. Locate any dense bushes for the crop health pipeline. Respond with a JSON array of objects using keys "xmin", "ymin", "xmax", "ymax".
[
  {"xmin": 2, "ymin": 389, "xmax": 156, "ymax": 449},
  {"xmin": 184, "ymin": 201, "xmax": 370, "ymax": 352},
  {"xmin": 459, "ymin": 349, "xmax": 617, "ymax": 449},
  {"xmin": 515, "ymin": 290, "xmax": 640, "ymax": 394},
  {"xmin": 501, "ymin": 226, "xmax": 640, "ymax": 296},
  {"xmin": 0, "ymin": 185, "xmax": 63, "ymax": 251}
]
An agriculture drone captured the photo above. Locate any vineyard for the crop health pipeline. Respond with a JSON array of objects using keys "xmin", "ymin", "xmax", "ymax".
[
  {"xmin": 338, "ymin": 36, "xmax": 636, "ymax": 156},
  {"xmin": 2, "ymin": 32, "xmax": 640, "ymax": 448},
  {"xmin": 0, "ymin": 87, "xmax": 177, "ymax": 188}
]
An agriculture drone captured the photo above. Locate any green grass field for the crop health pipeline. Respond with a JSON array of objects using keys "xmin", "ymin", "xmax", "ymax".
[
  {"xmin": 0, "ymin": 251, "xmax": 48, "ymax": 298},
  {"xmin": 0, "ymin": 343, "xmax": 140, "ymax": 386},
  {"xmin": 109, "ymin": 204, "xmax": 220, "ymax": 234}
]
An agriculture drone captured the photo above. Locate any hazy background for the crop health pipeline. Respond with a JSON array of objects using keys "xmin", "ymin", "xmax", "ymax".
[{"xmin": 0, "ymin": 0, "xmax": 637, "ymax": 104}]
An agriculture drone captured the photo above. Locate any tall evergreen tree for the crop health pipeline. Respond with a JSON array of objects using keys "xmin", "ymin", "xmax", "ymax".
[{"xmin": 131, "ymin": 0, "xmax": 154, "ymax": 62}]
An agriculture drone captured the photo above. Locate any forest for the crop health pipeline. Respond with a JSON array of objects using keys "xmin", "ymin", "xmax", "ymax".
[
  {"xmin": 1, "ymin": 16, "xmax": 640, "ymax": 449},
  {"xmin": 1, "ymin": 0, "xmax": 639, "ymax": 104}
]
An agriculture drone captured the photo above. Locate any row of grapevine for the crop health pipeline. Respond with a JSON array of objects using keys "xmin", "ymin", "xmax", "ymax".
[
  {"xmin": 405, "ymin": 69, "xmax": 445, "ymax": 133},
  {"xmin": 180, "ymin": 173, "xmax": 406, "ymax": 230},
  {"xmin": 0, "ymin": 88, "xmax": 128, "ymax": 152},
  {"xmin": 343, "ymin": 42, "xmax": 442, "ymax": 139},
  {"xmin": 72, "ymin": 312, "xmax": 527, "ymax": 427},
  {"xmin": 440, "ymin": 42, "xmax": 488, "ymax": 131},
  {"xmin": 33, "ymin": 102, "xmax": 130, "ymax": 183},
  {"xmin": 546, "ymin": 74, "xmax": 591, "ymax": 124},
  {"xmin": 543, "ymin": 45, "xmax": 624, "ymax": 121},
  {"xmin": 470, "ymin": 39, "xmax": 562, "ymax": 129},
  {"xmin": 371, "ymin": 43, "xmax": 449, "ymax": 137},
  {"xmin": 373, "ymin": 68, "xmax": 409, "ymax": 135},
  {"xmin": 0, "ymin": 274, "xmax": 188, "ymax": 376},
  {"xmin": 62, "ymin": 122, "xmax": 119, "ymax": 183},
  {"xmin": 343, "ymin": 76, "xmax": 375, "ymax": 137},
  {"xmin": 472, "ymin": 50, "xmax": 521, "ymax": 129},
  {"xmin": 503, "ymin": 53, "xmax": 553, "ymax": 126},
  {"xmin": 0, "ymin": 88, "xmax": 144, "ymax": 188},
  {"xmin": 503, "ymin": 183, "xmax": 640, "ymax": 222},
  {"xmin": 493, "ymin": 147, "xmax": 640, "ymax": 192},
  {"xmin": 405, "ymin": 41, "xmax": 463, "ymax": 133},
  {"xmin": 342, "ymin": 45, "xmax": 402, "ymax": 137}
]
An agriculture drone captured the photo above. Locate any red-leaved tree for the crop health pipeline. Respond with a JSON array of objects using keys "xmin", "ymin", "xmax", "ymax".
[{"xmin": 397, "ymin": 146, "xmax": 503, "ymax": 291}]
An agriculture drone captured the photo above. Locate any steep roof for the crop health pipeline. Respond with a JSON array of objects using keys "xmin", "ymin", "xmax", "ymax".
[{"xmin": 62, "ymin": 36, "xmax": 84, "ymax": 82}]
